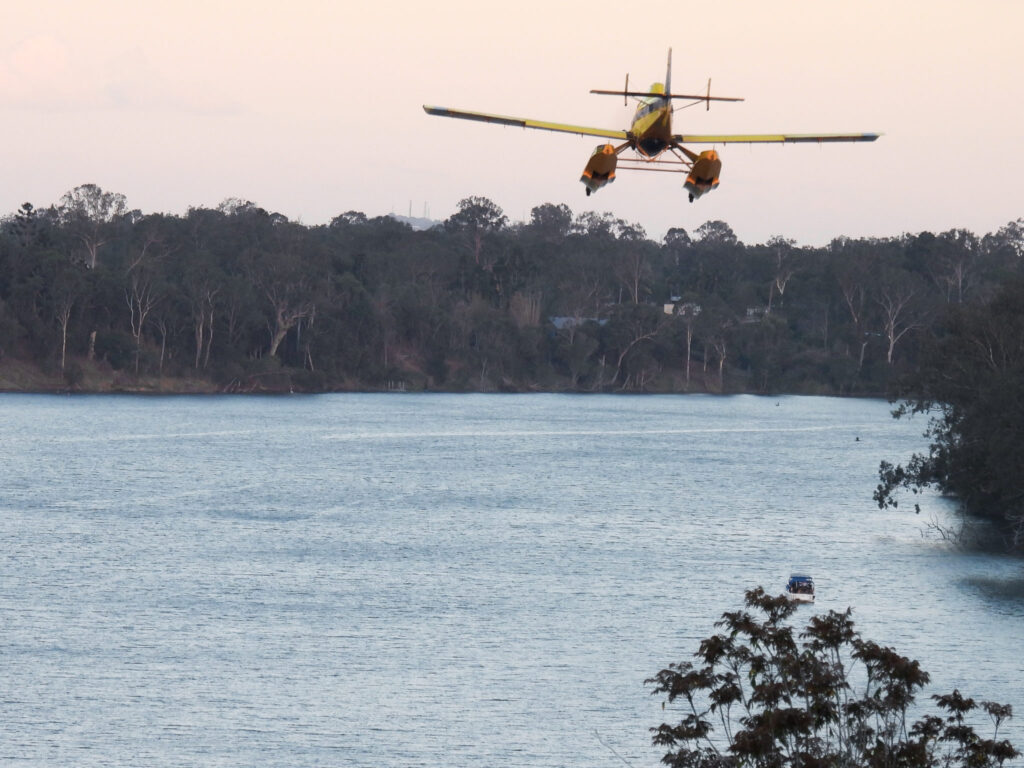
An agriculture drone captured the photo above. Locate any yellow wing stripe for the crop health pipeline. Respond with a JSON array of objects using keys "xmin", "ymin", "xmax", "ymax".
[
  {"xmin": 424, "ymin": 105, "xmax": 629, "ymax": 141},
  {"xmin": 676, "ymin": 133, "xmax": 881, "ymax": 144}
]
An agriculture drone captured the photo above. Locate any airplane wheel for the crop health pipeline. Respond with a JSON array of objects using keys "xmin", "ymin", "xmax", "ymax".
[
  {"xmin": 688, "ymin": 193, "xmax": 694, "ymax": 203},
  {"xmin": 586, "ymin": 188, "xmax": 591, "ymax": 197}
]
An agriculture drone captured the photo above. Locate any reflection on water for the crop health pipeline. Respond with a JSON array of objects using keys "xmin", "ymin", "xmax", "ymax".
[
  {"xmin": 964, "ymin": 575, "xmax": 1024, "ymax": 604},
  {"xmin": 0, "ymin": 393, "xmax": 1020, "ymax": 767}
]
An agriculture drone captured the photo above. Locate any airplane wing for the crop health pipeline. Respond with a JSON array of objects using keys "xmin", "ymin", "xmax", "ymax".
[
  {"xmin": 424, "ymin": 105, "xmax": 629, "ymax": 141},
  {"xmin": 675, "ymin": 132, "xmax": 881, "ymax": 144}
]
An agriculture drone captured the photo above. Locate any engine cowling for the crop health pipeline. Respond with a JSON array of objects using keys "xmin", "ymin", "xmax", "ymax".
[
  {"xmin": 683, "ymin": 150, "xmax": 721, "ymax": 202},
  {"xmin": 581, "ymin": 143, "xmax": 617, "ymax": 196}
]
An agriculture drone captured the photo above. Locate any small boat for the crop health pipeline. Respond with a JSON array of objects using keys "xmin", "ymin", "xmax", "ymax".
[{"xmin": 786, "ymin": 573, "xmax": 815, "ymax": 603}]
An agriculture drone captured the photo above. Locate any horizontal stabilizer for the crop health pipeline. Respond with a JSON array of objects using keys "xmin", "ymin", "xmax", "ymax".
[{"xmin": 590, "ymin": 89, "xmax": 744, "ymax": 103}]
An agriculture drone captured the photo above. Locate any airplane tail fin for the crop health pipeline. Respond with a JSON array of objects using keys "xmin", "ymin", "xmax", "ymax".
[
  {"xmin": 665, "ymin": 48, "xmax": 672, "ymax": 98},
  {"xmin": 589, "ymin": 48, "xmax": 744, "ymax": 105}
]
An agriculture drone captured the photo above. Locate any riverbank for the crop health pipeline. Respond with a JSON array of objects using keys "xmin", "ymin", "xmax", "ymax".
[
  {"xmin": 0, "ymin": 356, "xmax": 882, "ymax": 396},
  {"xmin": 0, "ymin": 358, "xmax": 220, "ymax": 394}
]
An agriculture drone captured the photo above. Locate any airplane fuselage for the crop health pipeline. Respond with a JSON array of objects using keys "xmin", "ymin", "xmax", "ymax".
[{"xmin": 630, "ymin": 83, "xmax": 673, "ymax": 157}]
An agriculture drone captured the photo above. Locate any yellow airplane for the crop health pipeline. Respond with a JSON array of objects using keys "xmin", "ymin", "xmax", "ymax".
[{"xmin": 424, "ymin": 50, "xmax": 879, "ymax": 202}]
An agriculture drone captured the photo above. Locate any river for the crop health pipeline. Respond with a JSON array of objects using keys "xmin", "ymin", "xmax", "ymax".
[{"xmin": 1, "ymin": 393, "xmax": 1020, "ymax": 766}]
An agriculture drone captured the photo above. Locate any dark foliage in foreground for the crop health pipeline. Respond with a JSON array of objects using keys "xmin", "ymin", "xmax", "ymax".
[
  {"xmin": 648, "ymin": 588, "xmax": 1018, "ymax": 768},
  {"xmin": 875, "ymin": 279, "xmax": 1024, "ymax": 549}
]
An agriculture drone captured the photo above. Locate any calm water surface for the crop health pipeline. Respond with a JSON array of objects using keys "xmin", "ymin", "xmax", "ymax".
[{"xmin": 1, "ymin": 393, "xmax": 1021, "ymax": 767}]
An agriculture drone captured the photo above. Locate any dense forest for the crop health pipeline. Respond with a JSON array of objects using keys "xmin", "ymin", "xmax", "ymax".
[{"xmin": 2, "ymin": 184, "xmax": 1021, "ymax": 396}]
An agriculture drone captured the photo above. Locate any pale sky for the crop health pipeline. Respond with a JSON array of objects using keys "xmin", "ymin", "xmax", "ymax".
[{"xmin": 3, "ymin": 0, "xmax": 1022, "ymax": 245}]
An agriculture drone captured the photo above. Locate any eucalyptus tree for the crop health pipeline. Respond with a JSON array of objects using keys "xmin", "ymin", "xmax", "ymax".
[
  {"xmin": 180, "ymin": 251, "xmax": 224, "ymax": 370},
  {"xmin": 602, "ymin": 302, "xmax": 670, "ymax": 390},
  {"xmin": 875, "ymin": 269, "xmax": 928, "ymax": 366},
  {"xmin": 764, "ymin": 235, "xmax": 798, "ymax": 313},
  {"xmin": 982, "ymin": 217, "xmax": 1024, "ymax": 263},
  {"xmin": 251, "ymin": 222, "xmax": 323, "ymax": 359},
  {"xmin": 50, "ymin": 258, "xmax": 87, "ymax": 379},
  {"xmin": 613, "ymin": 220, "xmax": 655, "ymax": 305},
  {"xmin": 124, "ymin": 271, "xmax": 160, "ymax": 374},
  {"xmin": 527, "ymin": 202, "xmax": 573, "ymax": 242},
  {"xmin": 686, "ymin": 220, "xmax": 743, "ymax": 297},
  {"xmin": 663, "ymin": 226, "xmax": 693, "ymax": 254},
  {"xmin": 672, "ymin": 296, "xmax": 702, "ymax": 389},
  {"xmin": 906, "ymin": 229, "xmax": 982, "ymax": 305},
  {"xmin": 694, "ymin": 295, "xmax": 737, "ymax": 391},
  {"xmin": 695, "ymin": 219, "xmax": 739, "ymax": 246},
  {"xmin": 120, "ymin": 214, "xmax": 183, "ymax": 374},
  {"xmin": 56, "ymin": 184, "xmax": 127, "ymax": 269},
  {"xmin": 830, "ymin": 237, "xmax": 879, "ymax": 373},
  {"xmin": 572, "ymin": 210, "xmax": 619, "ymax": 239},
  {"xmin": 444, "ymin": 196, "xmax": 508, "ymax": 269}
]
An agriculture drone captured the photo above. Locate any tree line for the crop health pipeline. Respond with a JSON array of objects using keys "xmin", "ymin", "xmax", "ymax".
[{"xmin": 1, "ymin": 184, "xmax": 1022, "ymax": 396}]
